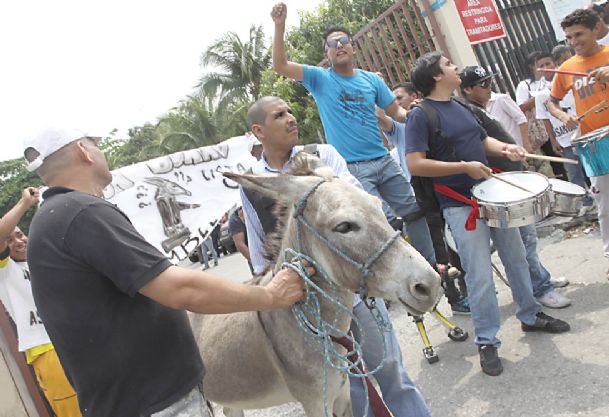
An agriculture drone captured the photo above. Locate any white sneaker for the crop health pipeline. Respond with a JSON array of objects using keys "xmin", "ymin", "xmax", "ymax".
[
  {"xmin": 550, "ymin": 276, "xmax": 569, "ymax": 288},
  {"xmin": 537, "ymin": 290, "xmax": 572, "ymax": 309}
]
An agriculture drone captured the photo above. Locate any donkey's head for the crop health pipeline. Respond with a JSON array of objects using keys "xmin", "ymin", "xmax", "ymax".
[{"xmin": 225, "ymin": 153, "xmax": 440, "ymax": 315}]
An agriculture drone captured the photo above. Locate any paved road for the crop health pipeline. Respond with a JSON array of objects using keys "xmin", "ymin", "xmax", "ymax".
[{"xmin": 187, "ymin": 225, "xmax": 609, "ymax": 417}]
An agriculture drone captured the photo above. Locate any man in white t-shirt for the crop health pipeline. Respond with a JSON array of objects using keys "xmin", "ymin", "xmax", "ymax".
[
  {"xmin": 517, "ymin": 51, "xmax": 569, "ymax": 178},
  {"xmin": 535, "ymin": 55, "xmax": 595, "ymax": 208},
  {"xmin": 486, "ymin": 91, "xmax": 531, "ymax": 150},
  {"xmin": 1, "ymin": 188, "xmax": 81, "ymax": 416},
  {"xmin": 589, "ymin": 2, "xmax": 609, "ymax": 44}
]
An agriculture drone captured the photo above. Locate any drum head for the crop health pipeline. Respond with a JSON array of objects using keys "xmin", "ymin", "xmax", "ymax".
[
  {"xmin": 573, "ymin": 126, "xmax": 609, "ymax": 144},
  {"xmin": 472, "ymin": 172, "xmax": 549, "ymax": 203},
  {"xmin": 549, "ymin": 178, "xmax": 585, "ymax": 196}
]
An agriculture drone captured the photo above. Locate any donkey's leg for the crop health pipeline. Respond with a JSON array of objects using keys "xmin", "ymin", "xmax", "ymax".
[
  {"xmin": 332, "ymin": 381, "xmax": 354, "ymax": 417},
  {"xmin": 222, "ymin": 407, "xmax": 245, "ymax": 417},
  {"xmin": 299, "ymin": 373, "xmax": 352, "ymax": 417},
  {"xmin": 301, "ymin": 401, "xmax": 325, "ymax": 417}
]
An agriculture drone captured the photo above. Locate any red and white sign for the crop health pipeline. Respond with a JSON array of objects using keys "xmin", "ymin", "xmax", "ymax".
[{"xmin": 455, "ymin": 0, "xmax": 506, "ymax": 44}]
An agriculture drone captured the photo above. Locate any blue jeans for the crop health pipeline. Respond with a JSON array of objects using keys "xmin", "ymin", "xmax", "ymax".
[
  {"xmin": 563, "ymin": 146, "xmax": 593, "ymax": 205},
  {"xmin": 199, "ymin": 237, "xmax": 218, "ymax": 268},
  {"xmin": 149, "ymin": 385, "xmax": 209, "ymax": 417},
  {"xmin": 562, "ymin": 146, "xmax": 587, "ymax": 189},
  {"xmin": 519, "ymin": 224, "xmax": 553, "ymax": 298},
  {"xmin": 348, "ymin": 155, "xmax": 436, "ymax": 265},
  {"xmin": 350, "ymin": 300, "xmax": 430, "ymax": 417},
  {"xmin": 443, "ymin": 206, "xmax": 541, "ymax": 346}
]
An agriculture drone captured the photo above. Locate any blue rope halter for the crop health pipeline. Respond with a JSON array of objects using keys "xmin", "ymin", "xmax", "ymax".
[{"xmin": 281, "ymin": 178, "xmax": 401, "ymax": 417}]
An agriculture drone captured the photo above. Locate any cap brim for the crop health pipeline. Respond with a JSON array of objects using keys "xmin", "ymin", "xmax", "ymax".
[{"xmin": 462, "ymin": 73, "xmax": 495, "ymax": 88}]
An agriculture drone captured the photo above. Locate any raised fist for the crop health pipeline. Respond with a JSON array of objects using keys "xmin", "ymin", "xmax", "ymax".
[{"xmin": 271, "ymin": 2, "xmax": 287, "ymax": 25}]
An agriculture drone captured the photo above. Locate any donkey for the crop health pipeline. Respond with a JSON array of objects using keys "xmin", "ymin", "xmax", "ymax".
[{"xmin": 191, "ymin": 154, "xmax": 441, "ymax": 417}]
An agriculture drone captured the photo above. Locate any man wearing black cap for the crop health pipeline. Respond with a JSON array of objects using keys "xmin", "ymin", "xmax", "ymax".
[
  {"xmin": 460, "ymin": 67, "xmax": 531, "ymax": 152},
  {"xmin": 459, "ymin": 65, "xmax": 572, "ymax": 309}
]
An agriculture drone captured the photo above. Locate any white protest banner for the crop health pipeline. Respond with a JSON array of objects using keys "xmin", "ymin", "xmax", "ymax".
[{"xmin": 103, "ymin": 135, "xmax": 255, "ymax": 263}]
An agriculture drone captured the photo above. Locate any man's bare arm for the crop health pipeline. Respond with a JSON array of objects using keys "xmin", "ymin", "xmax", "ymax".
[
  {"xmin": 271, "ymin": 3, "xmax": 304, "ymax": 81},
  {"xmin": 590, "ymin": 66, "xmax": 609, "ymax": 83},
  {"xmin": 139, "ymin": 265, "xmax": 308, "ymax": 314},
  {"xmin": 232, "ymin": 232, "xmax": 251, "ymax": 262},
  {"xmin": 543, "ymin": 119, "xmax": 563, "ymax": 155},
  {"xmin": 407, "ymin": 152, "xmax": 491, "ymax": 180},
  {"xmin": 376, "ymin": 106, "xmax": 395, "ymax": 132},
  {"xmin": 518, "ymin": 123, "xmax": 533, "ymax": 153},
  {"xmin": 483, "ymin": 137, "xmax": 526, "ymax": 160},
  {"xmin": 547, "ymin": 96, "xmax": 578, "ymax": 130},
  {"xmin": 384, "ymin": 100, "xmax": 408, "ymax": 123},
  {"xmin": 0, "ymin": 188, "xmax": 39, "ymax": 253},
  {"xmin": 518, "ymin": 97, "xmax": 536, "ymax": 113}
]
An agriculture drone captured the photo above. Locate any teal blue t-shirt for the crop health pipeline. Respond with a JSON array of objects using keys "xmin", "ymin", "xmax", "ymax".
[{"xmin": 301, "ymin": 65, "xmax": 395, "ymax": 162}]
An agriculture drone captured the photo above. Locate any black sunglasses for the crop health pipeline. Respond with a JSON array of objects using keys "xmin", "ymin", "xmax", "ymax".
[{"xmin": 326, "ymin": 35, "xmax": 351, "ymax": 48}]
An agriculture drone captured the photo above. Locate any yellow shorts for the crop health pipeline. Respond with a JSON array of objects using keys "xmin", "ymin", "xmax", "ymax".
[{"xmin": 30, "ymin": 349, "xmax": 82, "ymax": 417}]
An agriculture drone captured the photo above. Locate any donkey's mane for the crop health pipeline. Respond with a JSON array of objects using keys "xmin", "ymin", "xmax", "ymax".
[{"xmin": 262, "ymin": 152, "xmax": 324, "ymax": 269}]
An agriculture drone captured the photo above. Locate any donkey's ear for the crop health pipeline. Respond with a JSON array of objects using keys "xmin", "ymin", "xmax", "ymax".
[
  {"xmin": 292, "ymin": 152, "xmax": 335, "ymax": 180},
  {"xmin": 223, "ymin": 172, "xmax": 323, "ymax": 202}
]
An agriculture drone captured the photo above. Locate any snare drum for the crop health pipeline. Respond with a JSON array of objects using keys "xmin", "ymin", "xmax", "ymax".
[
  {"xmin": 471, "ymin": 172, "xmax": 552, "ymax": 228},
  {"xmin": 572, "ymin": 126, "xmax": 609, "ymax": 177},
  {"xmin": 549, "ymin": 178, "xmax": 585, "ymax": 216}
]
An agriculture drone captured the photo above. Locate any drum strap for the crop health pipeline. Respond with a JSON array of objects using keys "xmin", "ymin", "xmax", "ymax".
[{"xmin": 433, "ymin": 184, "xmax": 480, "ymax": 231}]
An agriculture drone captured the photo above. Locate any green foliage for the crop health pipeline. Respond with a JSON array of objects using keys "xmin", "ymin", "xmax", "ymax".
[
  {"xmin": 100, "ymin": 125, "xmax": 165, "ymax": 170},
  {"xmin": 1, "ymin": 0, "xmax": 405, "ymax": 234},
  {"xmin": 0, "ymin": 159, "xmax": 43, "ymax": 234},
  {"xmin": 2, "ymin": 0, "xmax": 399, "ymax": 188},
  {"xmin": 198, "ymin": 25, "xmax": 271, "ymax": 110},
  {"xmin": 158, "ymin": 94, "xmax": 220, "ymax": 152},
  {"xmin": 285, "ymin": 0, "xmax": 395, "ymax": 65}
]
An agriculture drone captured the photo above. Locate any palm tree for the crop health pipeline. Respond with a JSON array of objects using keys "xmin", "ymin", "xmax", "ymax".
[
  {"xmin": 158, "ymin": 94, "xmax": 219, "ymax": 153},
  {"xmin": 198, "ymin": 25, "xmax": 271, "ymax": 110}
]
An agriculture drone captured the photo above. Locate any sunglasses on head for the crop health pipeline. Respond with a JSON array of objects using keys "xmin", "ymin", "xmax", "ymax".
[
  {"xmin": 326, "ymin": 35, "xmax": 351, "ymax": 48},
  {"xmin": 476, "ymin": 79, "xmax": 492, "ymax": 89}
]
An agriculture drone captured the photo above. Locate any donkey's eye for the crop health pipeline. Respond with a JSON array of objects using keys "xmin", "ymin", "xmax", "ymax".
[{"xmin": 333, "ymin": 222, "xmax": 359, "ymax": 233}]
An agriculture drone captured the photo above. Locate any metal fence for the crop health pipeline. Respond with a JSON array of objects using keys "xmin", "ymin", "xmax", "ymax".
[
  {"xmin": 351, "ymin": 0, "xmax": 451, "ymax": 87},
  {"xmin": 473, "ymin": 0, "xmax": 558, "ymax": 97}
]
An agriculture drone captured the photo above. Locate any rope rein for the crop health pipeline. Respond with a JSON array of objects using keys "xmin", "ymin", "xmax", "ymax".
[{"xmin": 282, "ymin": 179, "xmax": 398, "ymax": 417}]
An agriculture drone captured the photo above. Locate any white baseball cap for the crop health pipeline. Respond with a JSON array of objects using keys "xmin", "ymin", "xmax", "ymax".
[{"xmin": 23, "ymin": 128, "xmax": 99, "ymax": 172}]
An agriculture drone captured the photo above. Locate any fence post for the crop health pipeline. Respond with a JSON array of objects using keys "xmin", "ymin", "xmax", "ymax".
[{"xmin": 424, "ymin": 0, "xmax": 479, "ymax": 69}]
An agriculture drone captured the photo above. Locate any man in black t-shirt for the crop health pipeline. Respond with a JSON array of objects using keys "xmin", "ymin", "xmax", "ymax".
[
  {"xmin": 228, "ymin": 207, "xmax": 253, "ymax": 273},
  {"xmin": 21, "ymin": 128, "xmax": 307, "ymax": 417}
]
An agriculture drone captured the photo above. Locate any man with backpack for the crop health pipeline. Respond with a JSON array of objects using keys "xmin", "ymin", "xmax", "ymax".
[
  {"xmin": 404, "ymin": 52, "xmax": 570, "ymax": 376},
  {"xmin": 459, "ymin": 65, "xmax": 572, "ymax": 309},
  {"xmin": 377, "ymin": 84, "xmax": 470, "ymax": 315}
]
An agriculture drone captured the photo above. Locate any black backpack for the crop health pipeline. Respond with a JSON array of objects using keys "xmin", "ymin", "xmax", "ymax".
[{"xmin": 409, "ymin": 97, "xmax": 481, "ymax": 212}]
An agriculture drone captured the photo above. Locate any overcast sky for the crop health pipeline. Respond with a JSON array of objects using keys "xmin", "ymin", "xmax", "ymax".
[{"xmin": 0, "ymin": 0, "xmax": 322, "ymax": 162}]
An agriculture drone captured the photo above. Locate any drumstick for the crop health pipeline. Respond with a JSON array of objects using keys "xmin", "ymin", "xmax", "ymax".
[
  {"xmin": 537, "ymin": 68, "xmax": 589, "ymax": 77},
  {"xmin": 577, "ymin": 100, "xmax": 607, "ymax": 121},
  {"xmin": 489, "ymin": 174, "xmax": 535, "ymax": 194},
  {"xmin": 500, "ymin": 150, "xmax": 579, "ymax": 165}
]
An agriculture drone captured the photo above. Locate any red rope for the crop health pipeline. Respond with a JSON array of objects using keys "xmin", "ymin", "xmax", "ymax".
[
  {"xmin": 331, "ymin": 335, "xmax": 394, "ymax": 417},
  {"xmin": 433, "ymin": 184, "xmax": 480, "ymax": 231}
]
